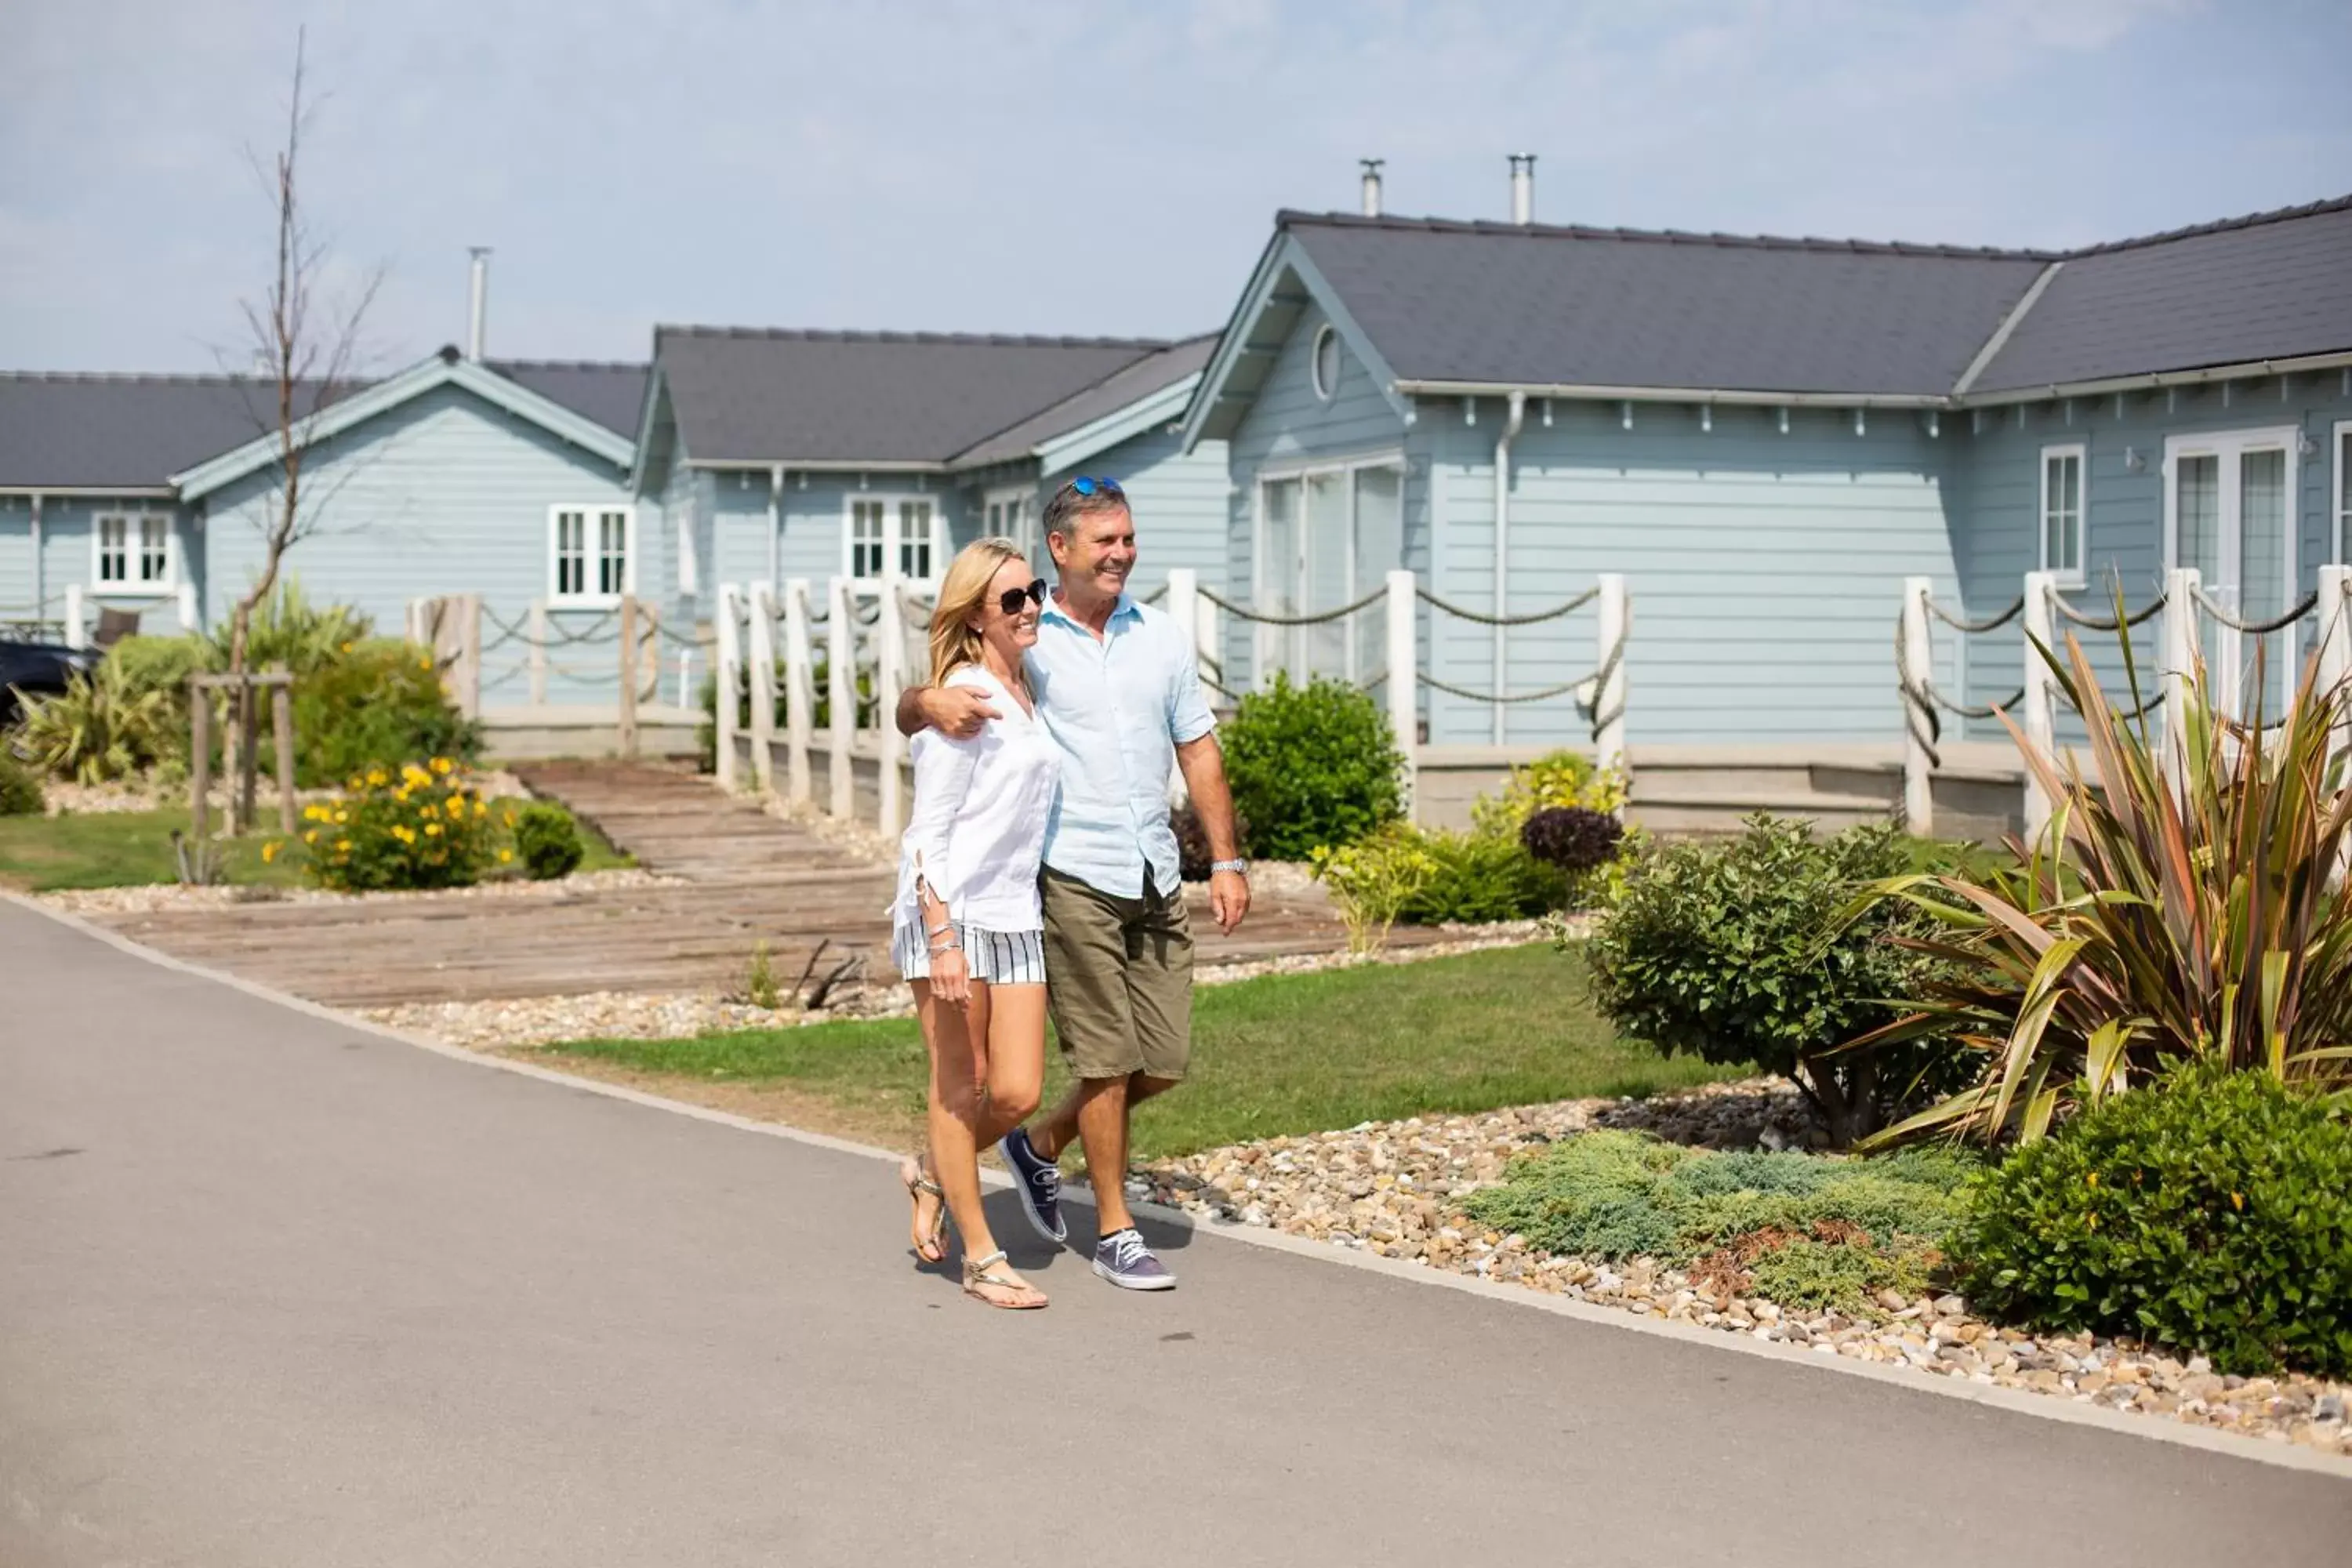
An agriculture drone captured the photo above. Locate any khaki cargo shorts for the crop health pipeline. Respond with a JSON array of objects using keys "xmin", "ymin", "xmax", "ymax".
[{"xmin": 1040, "ymin": 866, "xmax": 1195, "ymax": 1083}]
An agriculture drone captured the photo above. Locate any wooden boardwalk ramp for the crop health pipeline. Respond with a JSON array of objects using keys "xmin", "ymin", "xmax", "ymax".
[{"xmin": 86, "ymin": 762, "xmax": 1425, "ymax": 1010}]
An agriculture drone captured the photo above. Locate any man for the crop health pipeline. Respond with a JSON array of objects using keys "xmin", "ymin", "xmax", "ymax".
[{"xmin": 898, "ymin": 476, "xmax": 1249, "ymax": 1290}]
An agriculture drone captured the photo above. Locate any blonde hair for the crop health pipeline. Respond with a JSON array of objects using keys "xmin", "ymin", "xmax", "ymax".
[{"xmin": 927, "ymin": 535, "xmax": 1030, "ymax": 688}]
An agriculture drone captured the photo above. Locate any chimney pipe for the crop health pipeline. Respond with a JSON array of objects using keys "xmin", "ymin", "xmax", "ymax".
[
  {"xmin": 466, "ymin": 247, "xmax": 492, "ymax": 362},
  {"xmin": 1359, "ymin": 158, "xmax": 1385, "ymax": 218},
  {"xmin": 1508, "ymin": 154, "xmax": 1535, "ymax": 224}
]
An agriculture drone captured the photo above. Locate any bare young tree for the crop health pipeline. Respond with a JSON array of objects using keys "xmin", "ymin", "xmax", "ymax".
[{"xmin": 220, "ymin": 27, "xmax": 382, "ymax": 828}]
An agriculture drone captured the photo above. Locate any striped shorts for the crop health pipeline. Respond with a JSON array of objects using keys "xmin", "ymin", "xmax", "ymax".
[{"xmin": 891, "ymin": 921, "xmax": 1048, "ymax": 986}]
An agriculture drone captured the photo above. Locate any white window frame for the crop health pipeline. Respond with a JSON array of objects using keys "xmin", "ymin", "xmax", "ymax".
[
  {"xmin": 546, "ymin": 503, "xmax": 638, "ymax": 607},
  {"xmin": 91, "ymin": 509, "xmax": 176, "ymax": 595},
  {"xmin": 2038, "ymin": 441, "xmax": 2086, "ymax": 588},
  {"xmin": 1310, "ymin": 323, "xmax": 1341, "ymax": 403},
  {"xmin": 840, "ymin": 493, "xmax": 947, "ymax": 583},
  {"xmin": 1252, "ymin": 450, "xmax": 1406, "ymax": 683},
  {"xmin": 983, "ymin": 485, "xmax": 1037, "ymax": 567},
  {"xmin": 2161, "ymin": 426, "xmax": 2300, "ymax": 717},
  {"xmin": 2334, "ymin": 419, "xmax": 2351, "ymax": 564}
]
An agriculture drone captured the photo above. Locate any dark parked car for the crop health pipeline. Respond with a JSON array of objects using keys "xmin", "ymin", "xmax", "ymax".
[{"xmin": 0, "ymin": 638, "xmax": 97, "ymax": 729}]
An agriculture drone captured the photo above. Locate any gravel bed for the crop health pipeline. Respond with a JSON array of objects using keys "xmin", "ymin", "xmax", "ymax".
[
  {"xmin": 1133, "ymin": 1087, "xmax": 2352, "ymax": 1457},
  {"xmin": 38, "ymin": 769, "xmax": 533, "ymax": 818},
  {"xmin": 38, "ymin": 866, "xmax": 683, "ymax": 916}
]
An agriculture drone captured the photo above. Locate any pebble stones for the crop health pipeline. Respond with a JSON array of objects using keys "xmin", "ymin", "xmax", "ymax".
[
  {"xmin": 1138, "ymin": 1086, "xmax": 2352, "ymax": 1459},
  {"xmin": 40, "ymin": 866, "xmax": 683, "ymax": 917}
]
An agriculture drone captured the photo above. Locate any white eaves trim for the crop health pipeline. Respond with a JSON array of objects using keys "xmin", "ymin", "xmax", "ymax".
[
  {"xmin": 1030, "ymin": 371, "xmax": 1202, "ymax": 477},
  {"xmin": 170, "ymin": 351, "xmax": 636, "ymax": 501}
]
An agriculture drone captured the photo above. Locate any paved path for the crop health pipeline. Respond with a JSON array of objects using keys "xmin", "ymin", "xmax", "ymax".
[
  {"xmin": 4, "ymin": 900, "xmax": 2346, "ymax": 1567},
  {"xmin": 81, "ymin": 762, "xmax": 1444, "ymax": 1007}
]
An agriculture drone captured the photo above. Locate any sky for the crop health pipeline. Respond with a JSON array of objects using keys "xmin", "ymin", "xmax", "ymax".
[{"xmin": 3, "ymin": 0, "xmax": 2347, "ymax": 375}]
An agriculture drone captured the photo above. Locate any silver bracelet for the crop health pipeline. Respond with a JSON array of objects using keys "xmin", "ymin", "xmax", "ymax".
[{"xmin": 1210, "ymin": 858, "xmax": 1249, "ymax": 877}]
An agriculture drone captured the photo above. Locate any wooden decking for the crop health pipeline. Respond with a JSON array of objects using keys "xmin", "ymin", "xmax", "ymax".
[{"xmin": 88, "ymin": 762, "xmax": 1436, "ymax": 1009}]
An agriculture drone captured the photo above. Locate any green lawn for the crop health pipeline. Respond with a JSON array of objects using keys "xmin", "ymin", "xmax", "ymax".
[
  {"xmin": 0, "ymin": 801, "xmax": 630, "ymax": 891},
  {"xmin": 536, "ymin": 944, "xmax": 1749, "ymax": 1161}
]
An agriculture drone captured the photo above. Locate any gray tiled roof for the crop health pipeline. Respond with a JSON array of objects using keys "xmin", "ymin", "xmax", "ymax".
[
  {"xmin": 653, "ymin": 328, "xmax": 1172, "ymax": 465},
  {"xmin": 1967, "ymin": 198, "xmax": 2352, "ymax": 394},
  {"xmin": 1283, "ymin": 212, "xmax": 2051, "ymax": 397},
  {"xmin": 0, "ymin": 373, "xmax": 343, "ymax": 490},
  {"xmin": 0, "ymin": 357, "xmax": 647, "ymax": 490},
  {"xmin": 950, "ymin": 334, "xmax": 1218, "ymax": 468},
  {"xmin": 489, "ymin": 360, "xmax": 650, "ymax": 437}
]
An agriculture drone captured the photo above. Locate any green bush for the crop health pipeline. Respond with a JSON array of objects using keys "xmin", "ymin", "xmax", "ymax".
[
  {"xmin": 292, "ymin": 641, "xmax": 481, "ymax": 786},
  {"xmin": 1221, "ymin": 673, "xmax": 1403, "ymax": 861},
  {"xmin": 1458, "ymin": 1131, "xmax": 1967, "ymax": 1313},
  {"xmin": 511, "ymin": 802, "xmax": 586, "ymax": 880},
  {"xmin": 10, "ymin": 661, "xmax": 179, "ymax": 784},
  {"xmin": 0, "ymin": 749, "xmax": 44, "ymax": 815},
  {"xmin": 1469, "ymin": 750, "xmax": 1624, "ymax": 837},
  {"xmin": 206, "ymin": 577, "xmax": 371, "ymax": 677},
  {"xmin": 1585, "ymin": 814, "xmax": 1969, "ymax": 1145},
  {"xmin": 1399, "ymin": 826, "xmax": 1558, "ymax": 924},
  {"xmin": 1310, "ymin": 825, "xmax": 1439, "ymax": 953},
  {"xmin": 1958, "ymin": 1066, "xmax": 2352, "ymax": 1377}
]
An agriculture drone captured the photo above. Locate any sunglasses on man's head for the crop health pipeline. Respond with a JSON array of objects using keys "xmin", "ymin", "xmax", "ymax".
[
  {"xmin": 1069, "ymin": 476, "xmax": 1123, "ymax": 498},
  {"xmin": 996, "ymin": 578, "xmax": 1047, "ymax": 616}
]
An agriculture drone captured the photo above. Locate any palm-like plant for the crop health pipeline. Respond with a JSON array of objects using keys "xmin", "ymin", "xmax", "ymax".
[
  {"xmin": 10, "ymin": 659, "xmax": 178, "ymax": 785},
  {"xmin": 1845, "ymin": 622, "xmax": 2352, "ymax": 1146}
]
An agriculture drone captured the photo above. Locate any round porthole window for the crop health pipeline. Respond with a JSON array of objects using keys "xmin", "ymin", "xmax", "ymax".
[{"xmin": 1311, "ymin": 323, "xmax": 1341, "ymax": 401}]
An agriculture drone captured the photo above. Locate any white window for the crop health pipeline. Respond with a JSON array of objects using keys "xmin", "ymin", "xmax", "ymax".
[
  {"xmin": 93, "ymin": 511, "xmax": 173, "ymax": 593},
  {"xmin": 549, "ymin": 504, "xmax": 634, "ymax": 604},
  {"xmin": 985, "ymin": 487, "xmax": 1038, "ymax": 568},
  {"xmin": 1311, "ymin": 324, "xmax": 1341, "ymax": 402},
  {"xmin": 843, "ymin": 495, "xmax": 943, "ymax": 581},
  {"xmin": 2335, "ymin": 421, "xmax": 2351, "ymax": 563},
  {"xmin": 2039, "ymin": 443, "xmax": 2085, "ymax": 586},
  {"xmin": 2164, "ymin": 427, "xmax": 2299, "ymax": 719},
  {"xmin": 1255, "ymin": 453, "xmax": 1405, "ymax": 684}
]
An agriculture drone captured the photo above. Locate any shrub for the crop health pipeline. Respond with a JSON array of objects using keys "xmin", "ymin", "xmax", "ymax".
[
  {"xmin": 1458, "ymin": 1131, "xmax": 1967, "ymax": 1313},
  {"xmin": 1172, "ymin": 802, "xmax": 1252, "ymax": 881},
  {"xmin": 290, "ymin": 641, "xmax": 482, "ymax": 786},
  {"xmin": 1399, "ymin": 826, "xmax": 1558, "ymax": 924},
  {"xmin": 1469, "ymin": 750, "xmax": 1624, "ymax": 838},
  {"xmin": 1309, "ymin": 826, "xmax": 1438, "ymax": 953},
  {"xmin": 283, "ymin": 758, "xmax": 501, "ymax": 892},
  {"xmin": 1847, "ymin": 623, "xmax": 2352, "ymax": 1146},
  {"xmin": 511, "ymin": 802, "xmax": 586, "ymax": 880},
  {"xmin": 0, "ymin": 749, "xmax": 43, "ymax": 815},
  {"xmin": 205, "ymin": 577, "xmax": 371, "ymax": 677},
  {"xmin": 1220, "ymin": 673, "xmax": 1403, "ymax": 860},
  {"xmin": 1586, "ymin": 814, "xmax": 1969, "ymax": 1145},
  {"xmin": 10, "ymin": 661, "xmax": 178, "ymax": 784},
  {"xmin": 105, "ymin": 633, "xmax": 210, "ymax": 762},
  {"xmin": 1958, "ymin": 1066, "xmax": 2352, "ymax": 1376},
  {"xmin": 1522, "ymin": 804, "xmax": 1627, "ymax": 908}
]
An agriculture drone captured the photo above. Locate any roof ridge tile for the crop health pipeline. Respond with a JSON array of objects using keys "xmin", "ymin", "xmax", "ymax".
[
  {"xmin": 653, "ymin": 325, "xmax": 1172, "ymax": 350},
  {"xmin": 1274, "ymin": 208, "xmax": 2056, "ymax": 262},
  {"xmin": 2059, "ymin": 191, "xmax": 2352, "ymax": 257}
]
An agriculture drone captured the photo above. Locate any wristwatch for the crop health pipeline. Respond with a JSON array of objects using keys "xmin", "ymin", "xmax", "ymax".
[{"xmin": 1210, "ymin": 858, "xmax": 1249, "ymax": 877}]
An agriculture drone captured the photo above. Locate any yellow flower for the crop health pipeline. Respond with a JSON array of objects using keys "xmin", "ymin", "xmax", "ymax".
[
  {"xmin": 303, "ymin": 804, "xmax": 327, "ymax": 822},
  {"xmin": 2230, "ymin": 1191, "xmax": 2245, "ymax": 1211},
  {"xmin": 425, "ymin": 822, "xmax": 442, "ymax": 837},
  {"xmin": 303, "ymin": 829, "xmax": 319, "ymax": 845},
  {"xmin": 498, "ymin": 848, "xmax": 514, "ymax": 863},
  {"xmin": 474, "ymin": 800, "xmax": 488, "ymax": 818},
  {"xmin": 348, "ymin": 775, "xmax": 365, "ymax": 790},
  {"xmin": 340, "ymin": 641, "xmax": 354, "ymax": 654},
  {"xmin": 430, "ymin": 757, "xmax": 453, "ymax": 776},
  {"xmin": 2086, "ymin": 1172, "xmax": 2097, "ymax": 1189},
  {"xmin": 366, "ymin": 769, "xmax": 387, "ymax": 787},
  {"xmin": 336, "ymin": 839, "xmax": 352, "ymax": 852},
  {"xmin": 503, "ymin": 811, "xmax": 516, "ymax": 827},
  {"xmin": 261, "ymin": 840, "xmax": 280, "ymax": 863},
  {"xmin": 333, "ymin": 810, "xmax": 349, "ymax": 825},
  {"xmin": 417, "ymin": 656, "xmax": 431, "ymax": 672},
  {"xmin": 392, "ymin": 825, "xmax": 416, "ymax": 844},
  {"xmin": 446, "ymin": 797, "xmax": 465, "ymax": 819}
]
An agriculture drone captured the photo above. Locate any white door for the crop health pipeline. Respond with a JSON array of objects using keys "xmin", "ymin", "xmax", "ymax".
[
  {"xmin": 1351, "ymin": 466, "xmax": 1403, "ymax": 681},
  {"xmin": 1301, "ymin": 470, "xmax": 1350, "ymax": 680},
  {"xmin": 1259, "ymin": 477, "xmax": 1301, "ymax": 682},
  {"xmin": 2166, "ymin": 429, "xmax": 2299, "ymax": 720}
]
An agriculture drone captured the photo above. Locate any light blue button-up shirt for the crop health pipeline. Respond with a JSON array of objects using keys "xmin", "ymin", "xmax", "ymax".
[{"xmin": 1026, "ymin": 591, "xmax": 1216, "ymax": 900}]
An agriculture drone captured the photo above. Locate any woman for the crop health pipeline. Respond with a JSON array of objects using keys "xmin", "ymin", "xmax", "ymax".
[{"xmin": 893, "ymin": 537, "xmax": 1059, "ymax": 1309}]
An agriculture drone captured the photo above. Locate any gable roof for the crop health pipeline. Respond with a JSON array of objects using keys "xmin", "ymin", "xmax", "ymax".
[
  {"xmin": 652, "ymin": 328, "xmax": 1174, "ymax": 467},
  {"xmin": 1279, "ymin": 211, "xmax": 2050, "ymax": 401},
  {"xmin": 1965, "ymin": 196, "xmax": 2352, "ymax": 396},
  {"xmin": 0, "ymin": 354, "xmax": 647, "ymax": 495},
  {"xmin": 172, "ymin": 348, "xmax": 636, "ymax": 500},
  {"xmin": 949, "ymin": 334, "xmax": 1218, "ymax": 470}
]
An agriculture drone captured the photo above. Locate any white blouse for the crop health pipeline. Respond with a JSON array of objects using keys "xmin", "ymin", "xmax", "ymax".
[{"xmin": 891, "ymin": 664, "xmax": 1061, "ymax": 933}]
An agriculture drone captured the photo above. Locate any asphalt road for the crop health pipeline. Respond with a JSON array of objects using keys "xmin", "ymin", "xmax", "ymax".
[{"xmin": 4, "ymin": 898, "xmax": 2347, "ymax": 1566}]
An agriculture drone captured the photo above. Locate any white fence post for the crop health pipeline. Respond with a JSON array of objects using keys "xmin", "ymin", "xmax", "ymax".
[
  {"xmin": 63, "ymin": 584, "xmax": 83, "ymax": 650},
  {"xmin": 1386, "ymin": 569, "xmax": 1419, "ymax": 822},
  {"xmin": 749, "ymin": 582, "xmax": 778, "ymax": 794},
  {"xmin": 2161, "ymin": 567, "xmax": 2201, "ymax": 789},
  {"xmin": 1900, "ymin": 575, "xmax": 1934, "ymax": 837},
  {"xmin": 1594, "ymin": 572, "xmax": 1630, "ymax": 804},
  {"xmin": 176, "ymin": 582, "xmax": 198, "ymax": 632},
  {"xmin": 528, "ymin": 600, "xmax": 548, "ymax": 705},
  {"xmin": 877, "ymin": 582, "xmax": 907, "ymax": 837},
  {"xmin": 782, "ymin": 578, "xmax": 815, "ymax": 805},
  {"xmin": 2317, "ymin": 565, "xmax": 2352, "ymax": 777},
  {"xmin": 2021, "ymin": 569, "xmax": 2057, "ymax": 841},
  {"xmin": 1165, "ymin": 568, "xmax": 1200, "ymax": 804},
  {"xmin": 713, "ymin": 583, "xmax": 742, "ymax": 791},
  {"xmin": 826, "ymin": 577, "xmax": 855, "ymax": 819}
]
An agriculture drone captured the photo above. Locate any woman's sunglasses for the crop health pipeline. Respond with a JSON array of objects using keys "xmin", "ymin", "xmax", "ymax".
[{"xmin": 996, "ymin": 578, "xmax": 1047, "ymax": 616}]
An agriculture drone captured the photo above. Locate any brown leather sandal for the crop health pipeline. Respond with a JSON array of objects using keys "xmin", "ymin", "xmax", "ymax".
[{"xmin": 961, "ymin": 1250, "xmax": 1047, "ymax": 1309}]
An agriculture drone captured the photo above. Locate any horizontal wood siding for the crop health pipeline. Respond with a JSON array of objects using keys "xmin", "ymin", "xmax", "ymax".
[
  {"xmin": 203, "ymin": 382, "xmax": 635, "ymax": 705},
  {"xmin": 1955, "ymin": 378, "xmax": 2350, "ymax": 741},
  {"xmin": 1, "ymin": 495, "xmax": 201, "ymax": 637},
  {"xmin": 1425, "ymin": 401, "xmax": 1962, "ymax": 746}
]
